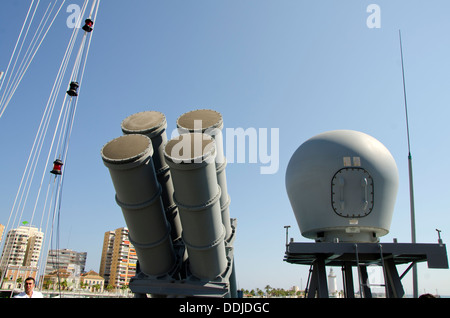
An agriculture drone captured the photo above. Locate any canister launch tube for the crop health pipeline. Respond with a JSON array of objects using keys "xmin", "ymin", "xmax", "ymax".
[
  {"xmin": 121, "ymin": 111, "xmax": 182, "ymax": 242},
  {"xmin": 176, "ymin": 109, "xmax": 232, "ymax": 241},
  {"xmin": 101, "ymin": 134, "xmax": 176, "ymax": 277},
  {"xmin": 164, "ymin": 133, "xmax": 227, "ymax": 280}
]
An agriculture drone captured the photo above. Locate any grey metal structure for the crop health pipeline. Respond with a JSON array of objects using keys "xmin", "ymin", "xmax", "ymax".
[
  {"xmin": 284, "ymin": 241, "xmax": 448, "ymax": 298},
  {"xmin": 121, "ymin": 111, "xmax": 182, "ymax": 242},
  {"xmin": 284, "ymin": 130, "xmax": 449, "ymax": 298},
  {"xmin": 286, "ymin": 130, "xmax": 399, "ymax": 244},
  {"xmin": 101, "ymin": 109, "xmax": 237, "ymax": 298},
  {"xmin": 164, "ymin": 133, "xmax": 227, "ymax": 280},
  {"xmin": 176, "ymin": 109, "xmax": 232, "ymax": 241},
  {"xmin": 101, "ymin": 134, "xmax": 176, "ymax": 277}
]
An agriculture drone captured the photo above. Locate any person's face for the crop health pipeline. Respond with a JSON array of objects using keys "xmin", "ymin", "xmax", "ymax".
[{"xmin": 24, "ymin": 280, "xmax": 34, "ymax": 293}]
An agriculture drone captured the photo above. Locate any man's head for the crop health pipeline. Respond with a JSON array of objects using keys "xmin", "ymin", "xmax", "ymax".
[{"xmin": 24, "ymin": 277, "xmax": 36, "ymax": 295}]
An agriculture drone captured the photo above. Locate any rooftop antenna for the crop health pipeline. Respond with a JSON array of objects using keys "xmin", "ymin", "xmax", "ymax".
[{"xmin": 399, "ymin": 29, "xmax": 418, "ymax": 298}]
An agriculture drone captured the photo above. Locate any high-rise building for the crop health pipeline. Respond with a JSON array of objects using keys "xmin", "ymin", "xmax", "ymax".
[
  {"xmin": 0, "ymin": 225, "xmax": 44, "ymax": 270},
  {"xmin": 0, "ymin": 224, "xmax": 4, "ymax": 243},
  {"xmin": 44, "ymin": 248, "xmax": 87, "ymax": 275},
  {"xmin": 99, "ymin": 227, "xmax": 137, "ymax": 289},
  {"xmin": 0, "ymin": 225, "xmax": 44, "ymax": 289},
  {"xmin": 99, "ymin": 230, "xmax": 114, "ymax": 282}
]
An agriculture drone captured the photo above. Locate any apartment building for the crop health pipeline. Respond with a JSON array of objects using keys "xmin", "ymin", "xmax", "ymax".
[
  {"xmin": 0, "ymin": 225, "xmax": 43, "ymax": 289},
  {"xmin": 44, "ymin": 248, "xmax": 87, "ymax": 275},
  {"xmin": 0, "ymin": 226, "xmax": 43, "ymax": 269},
  {"xmin": 0, "ymin": 224, "xmax": 4, "ymax": 243},
  {"xmin": 99, "ymin": 227, "xmax": 137, "ymax": 289}
]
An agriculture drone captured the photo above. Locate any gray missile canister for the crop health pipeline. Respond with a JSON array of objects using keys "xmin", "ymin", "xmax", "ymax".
[
  {"xmin": 101, "ymin": 134, "xmax": 176, "ymax": 276},
  {"xmin": 121, "ymin": 111, "xmax": 182, "ymax": 241},
  {"xmin": 176, "ymin": 109, "xmax": 232, "ymax": 241},
  {"xmin": 164, "ymin": 133, "xmax": 227, "ymax": 280}
]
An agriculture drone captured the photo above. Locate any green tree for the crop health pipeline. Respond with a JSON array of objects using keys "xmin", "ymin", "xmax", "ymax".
[
  {"xmin": 60, "ymin": 279, "xmax": 68, "ymax": 290},
  {"xmin": 257, "ymin": 288, "xmax": 264, "ymax": 297},
  {"xmin": 264, "ymin": 285, "xmax": 272, "ymax": 297}
]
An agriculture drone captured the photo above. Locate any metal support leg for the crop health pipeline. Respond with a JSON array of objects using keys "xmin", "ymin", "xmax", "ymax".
[
  {"xmin": 342, "ymin": 262, "xmax": 354, "ymax": 298},
  {"xmin": 304, "ymin": 264, "xmax": 313, "ymax": 298},
  {"xmin": 307, "ymin": 257, "xmax": 329, "ymax": 298},
  {"xmin": 360, "ymin": 265, "xmax": 372, "ymax": 298},
  {"xmin": 383, "ymin": 257, "xmax": 405, "ymax": 298},
  {"xmin": 307, "ymin": 265, "xmax": 318, "ymax": 298},
  {"xmin": 378, "ymin": 243, "xmax": 390, "ymax": 297}
]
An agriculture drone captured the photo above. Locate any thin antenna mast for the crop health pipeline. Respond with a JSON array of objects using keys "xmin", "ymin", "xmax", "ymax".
[{"xmin": 399, "ymin": 29, "xmax": 418, "ymax": 298}]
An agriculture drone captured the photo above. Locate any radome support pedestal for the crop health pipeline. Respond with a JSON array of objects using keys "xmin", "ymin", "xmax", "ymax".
[{"xmin": 284, "ymin": 241, "xmax": 448, "ymax": 298}]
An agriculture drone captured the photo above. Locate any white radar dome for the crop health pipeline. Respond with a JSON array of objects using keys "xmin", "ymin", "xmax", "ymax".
[{"xmin": 285, "ymin": 130, "xmax": 399, "ymax": 243}]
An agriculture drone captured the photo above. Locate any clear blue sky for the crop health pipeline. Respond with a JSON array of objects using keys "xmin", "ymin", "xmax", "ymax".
[{"xmin": 1, "ymin": 0, "xmax": 450, "ymax": 296}]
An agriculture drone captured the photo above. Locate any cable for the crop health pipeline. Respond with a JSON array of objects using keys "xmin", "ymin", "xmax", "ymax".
[
  {"xmin": 0, "ymin": 1, "xmax": 66, "ymax": 119},
  {"xmin": 38, "ymin": 0, "xmax": 101, "ymax": 291},
  {"xmin": 0, "ymin": 0, "xmax": 100, "ymax": 292},
  {"xmin": 0, "ymin": 0, "xmax": 37, "ymax": 110}
]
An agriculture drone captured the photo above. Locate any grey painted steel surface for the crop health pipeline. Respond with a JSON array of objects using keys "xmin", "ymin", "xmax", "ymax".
[
  {"xmin": 284, "ymin": 241, "xmax": 448, "ymax": 298},
  {"xmin": 101, "ymin": 134, "xmax": 176, "ymax": 276},
  {"xmin": 130, "ymin": 275, "xmax": 230, "ymax": 297},
  {"xmin": 129, "ymin": 218, "xmax": 237, "ymax": 297},
  {"xmin": 164, "ymin": 133, "xmax": 228, "ymax": 280},
  {"xmin": 102, "ymin": 109, "xmax": 237, "ymax": 297},
  {"xmin": 286, "ymin": 130, "xmax": 399, "ymax": 243},
  {"xmin": 176, "ymin": 109, "xmax": 232, "ymax": 241},
  {"xmin": 121, "ymin": 111, "xmax": 182, "ymax": 242},
  {"xmin": 285, "ymin": 242, "xmax": 449, "ymax": 268}
]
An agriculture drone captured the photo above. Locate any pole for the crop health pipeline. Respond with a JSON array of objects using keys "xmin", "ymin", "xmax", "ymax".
[
  {"xmin": 284, "ymin": 225, "xmax": 291, "ymax": 252},
  {"xmin": 399, "ymin": 29, "xmax": 418, "ymax": 298}
]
